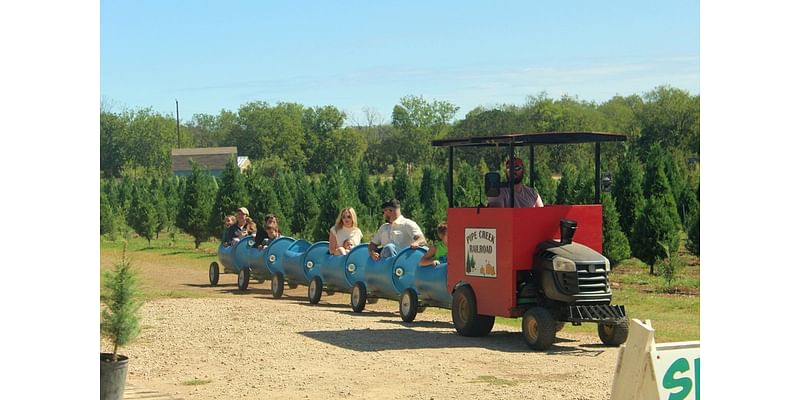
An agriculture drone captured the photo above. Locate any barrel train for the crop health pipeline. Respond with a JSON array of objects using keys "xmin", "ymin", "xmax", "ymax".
[{"xmin": 208, "ymin": 131, "xmax": 631, "ymax": 351}]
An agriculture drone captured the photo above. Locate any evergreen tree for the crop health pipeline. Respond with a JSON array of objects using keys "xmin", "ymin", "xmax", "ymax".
[
  {"xmin": 686, "ymin": 206, "xmax": 700, "ymax": 257},
  {"xmin": 393, "ymin": 164, "xmax": 421, "ymax": 219},
  {"xmin": 533, "ymin": 159, "xmax": 557, "ymax": 205},
  {"xmin": 377, "ymin": 179, "xmax": 395, "ymax": 203},
  {"xmin": 128, "ymin": 183, "xmax": 158, "ymax": 246},
  {"xmin": 211, "ymin": 157, "xmax": 250, "ymax": 237},
  {"xmin": 100, "ymin": 190, "xmax": 118, "ymax": 237},
  {"xmin": 454, "ymin": 160, "xmax": 481, "ymax": 207},
  {"xmin": 292, "ymin": 176, "xmax": 321, "ymax": 239},
  {"xmin": 149, "ymin": 177, "xmax": 169, "ymax": 239},
  {"xmin": 177, "ymin": 163, "xmax": 217, "ymax": 248},
  {"xmin": 631, "ymin": 149, "xmax": 682, "ymax": 273},
  {"xmin": 246, "ymin": 173, "xmax": 282, "ymax": 231},
  {"xmin": 314, "ymin": 167, "xmax": 359, "ymax": 241},
  {"xmin": 419, "ymin": 166, "xmax": 448, "ymax": 239},
  {"xmin": 162, "ymin": 175, "xmax": 181, "ymax": 229},
  {"xmin": 356, "ymin": 166, "xmax": 380, "ymax": 211},
  {"xmin": 601, "ymin": 193, "xmax": 631, "ymax": 266},
  {"xmin": 556, "ymin": 164, "xmax": 579, "ymax": 204},
  {"xmin": 613, "ymin": 151, "xmax": 646, "ymax": 238},
  {"xmin": 275, "ymin": 171, "xmax": 297, "ymax": 231}
]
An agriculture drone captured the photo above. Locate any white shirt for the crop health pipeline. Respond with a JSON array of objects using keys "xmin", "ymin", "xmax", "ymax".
[
  {"xmin": 329, "ymin": 225, "xmax": 363, "ymax": 247},
  {"xmin": 371, "ymin": 215, "xmax": 425, "ymax": 249}
]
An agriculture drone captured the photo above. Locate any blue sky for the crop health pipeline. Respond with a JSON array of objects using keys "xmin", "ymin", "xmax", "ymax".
[{"xmin": 101, "ymin": 0, "xmax": 699, "ymax": 123}]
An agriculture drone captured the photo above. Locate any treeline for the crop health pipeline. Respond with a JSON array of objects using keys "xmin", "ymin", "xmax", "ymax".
[{"xmin": 100, "ymin": 85, "xmax": 700, "ymax": 270}]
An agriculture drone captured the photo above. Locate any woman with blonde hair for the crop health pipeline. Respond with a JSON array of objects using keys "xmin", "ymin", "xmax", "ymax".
[{"xmin": 328, "ymin": 207, "xmax": 363, "ymax": 255}]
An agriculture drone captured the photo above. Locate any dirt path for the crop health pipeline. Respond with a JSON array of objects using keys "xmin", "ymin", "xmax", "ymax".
[{"xmin": 107, "ymin": 270, "xmax": 621, "ymax": 400}]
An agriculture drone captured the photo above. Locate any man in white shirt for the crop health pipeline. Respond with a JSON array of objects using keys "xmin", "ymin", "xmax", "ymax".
[
  {"xmin": 487, "ymin": 158, "xmax": 544, "ymax": 208},
  {"xmin": 368, "ymin": 199, "xmax": 427, "ymax": 260}
]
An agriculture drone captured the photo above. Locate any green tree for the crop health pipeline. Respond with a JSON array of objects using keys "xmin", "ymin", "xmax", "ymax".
[
  {"xmin": 149, "ymin": 178, "xmax": 169, "ymax": 239},
  {"xmin": 100, "ymin": 190, "xmax": 119, "ymax": 237},
  {"xmin": 632, "ymin": 148, "xmax": 682, "ymax": 273},
  {"xmin": 390, "ymin": 95, "xmax": 459, "ymax": 166},
  {"xmin": 101, "ymin": 251, "xmax": 142, "ymax": 362},
  {"xmin": 686, "ymin": 206, "xmax": 700, "ymax": 257},
  {"xmin": 211, "ymin": 157, "xmax": 250, "ymax": 238},
  {"xmin": 613, "ymin": 151, "xmax": 646, "ymax": 238},
  {"xmin": 177, "ymin": 163, "xmax": 217, "ymax": 248},
  {"xmin": 128, "ymin": 183, "xmax": 158, "ymax": 247},
  {"xmin": 314, "ymin": 167, "xmax": 360, "ymax": 241},
  {"xmin": 245, "ymin": 173, "xmax": 282, "ymax": 230},
  {"xmin": 556, "ymin": 164, "xmax": 579, "ymax": 204},
  {"xmin": 291, "ymin": 176, "xmax": 321, "ymax": 239},
  {"xmin": 419, "ymin": 166, "xmax": 448, "ymax": 239},
  {"xmin": 454, "ymin": 160, "xmax": 481, "ymax": 207},
  {"xmin": 601, "ymin": 193, "xmax": 631, "ymax": 266},
  {"xmin": 393, "ymin": 164, "xmax": 421, "ymax": 219}
]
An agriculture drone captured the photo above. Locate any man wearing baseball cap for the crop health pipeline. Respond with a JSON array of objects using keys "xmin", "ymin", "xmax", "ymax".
[
  {"xmin": 368, "ymin": 199, "xmax": 426, "ymax": 260},
  {"xmin": 487, "ymin": 158, "xmax": 544, "ymax": 208}
]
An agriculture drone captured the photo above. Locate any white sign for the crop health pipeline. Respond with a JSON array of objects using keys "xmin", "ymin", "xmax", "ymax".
[
  {"xmin": 464, "ymin": 228, "xmax": 497, "ymax": 278},
  {"xmin": 611, "ymin": 319, "xmax": 700, "ymax": 400},
  {"xmin": 652, "ymin": 342, "xmax": 700, "ymax": 400}
]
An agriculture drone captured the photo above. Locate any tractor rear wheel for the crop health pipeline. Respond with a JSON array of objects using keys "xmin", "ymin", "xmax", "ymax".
[
  {"xmin": 598, "ymin": 318, "xmax": 629, "ymax": 346},
  {"xmin": 522, "ymin": 307, "xmax": 556, "ymax": 350},
  {"xmin": 451, "ymin": 286, "xmax": 495, "ymax": 337}
]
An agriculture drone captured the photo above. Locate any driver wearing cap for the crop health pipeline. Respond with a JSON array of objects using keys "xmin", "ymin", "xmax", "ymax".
[{"xmin": 487, "ymin": 158, "xmax": 544, "ymax": 208}]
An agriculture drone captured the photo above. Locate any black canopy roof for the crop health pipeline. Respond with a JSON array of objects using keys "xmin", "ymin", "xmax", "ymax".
[{"xmin": 431, "ymin": 131, "xmax": 627, "ymax": 147}]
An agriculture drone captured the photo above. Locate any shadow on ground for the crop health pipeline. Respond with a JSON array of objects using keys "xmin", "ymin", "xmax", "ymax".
[{"xmin": 299, "ymin": 327, "xmax": 608, "ymax": 355}]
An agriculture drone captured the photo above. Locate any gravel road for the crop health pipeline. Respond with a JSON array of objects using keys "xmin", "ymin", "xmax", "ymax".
[{"xmin": 110, "ymin": 280, "xmax": 622, "ymax": 400}]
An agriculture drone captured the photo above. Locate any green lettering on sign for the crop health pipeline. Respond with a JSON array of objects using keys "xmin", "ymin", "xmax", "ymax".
[{"xmin": 662, "ymin": 357, "xmax": 692, "ymax": 400}]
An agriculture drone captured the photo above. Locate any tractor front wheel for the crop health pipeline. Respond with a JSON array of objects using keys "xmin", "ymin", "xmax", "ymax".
[{"xmin": 522, "ymin": 307, "xmax": 556, "ymax": 350}]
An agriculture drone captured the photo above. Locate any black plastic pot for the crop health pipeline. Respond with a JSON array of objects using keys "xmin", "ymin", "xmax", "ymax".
[{"xmin": 100, "ymin": 353, "xmax": 129, "ymax": 400}]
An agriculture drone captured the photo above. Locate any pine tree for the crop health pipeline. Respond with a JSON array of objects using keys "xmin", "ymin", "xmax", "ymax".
[
  {"xmin": 211, "ymin": 157, "xmax": 250, "ymax": 237},
  {"xmin": 356, "ymin": 167, "xmax": 379, "ymax": 211},
  {"xmin": 275, "ymin": 171, "xmax": 297, "ymax": 231},
  {"xmin": 149, "ymin": 177, "xmax": 169, "ymax": 239},
  {"xmin": 246, "ymin": 173, "xmax": 282, "ymax": 230},
  {"xmin": 613, "ymin": 151, "xmax": 646, "ymax": 238},
  {"xmin": 686, "ymin": 206, "xmax": 700, "ymax": 257},
  {"xmin": 419, "ymin": 166, "xmax": 448, "ymax": 239},
  {"xmin": 377, "ymin": 179, "xmax": 394, "ymax": 203},
  {"xmin": 314, "ymin": 166, "xmax": 359, "ymax": 241},
  {"xmin": 128, "ymin": 183, "xmax": 158, "ymax": 247},
  {"xmin": 556, "ymin": 164, "xmax": 579, "ymax": 204},
  {"xmin": 630, "ymin": 153, "xmax": 682, "ymax": 274},
  {"xmin": 601, "ymin": 193, "xmax": 631, "ymax": 266},
  {"xmin": 100, "ymin": 190, "xmax": 118, "ymax": 237},
  {"xmin": 292, "ymin": 176, "xmax": 321, "ymax": 239},
  {"xmin": 177, "ymin": 163, "xmax": 217, "ymax": 248},
  {"xmin": 533, "ymin": 159, "xmax": 557, "ymax": 205}
]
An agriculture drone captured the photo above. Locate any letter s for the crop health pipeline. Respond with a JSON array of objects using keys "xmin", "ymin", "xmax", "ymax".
[{"xmin": 662, "ymin": 357, "xmax": 692, "ymax": 400}]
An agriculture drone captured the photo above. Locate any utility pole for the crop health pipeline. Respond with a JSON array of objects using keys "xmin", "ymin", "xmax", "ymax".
[{"xmin": 175, "ymin": 99, "xmax": 180, "ymax": 148}]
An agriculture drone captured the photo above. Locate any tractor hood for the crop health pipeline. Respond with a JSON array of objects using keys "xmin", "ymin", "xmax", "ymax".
[{"xmin": 537, "ymin": 240, "xmax": 606, "ymax": 264}]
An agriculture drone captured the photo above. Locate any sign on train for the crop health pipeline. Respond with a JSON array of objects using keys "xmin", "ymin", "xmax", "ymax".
[{"xmin": 464, "ymin": 228, "xmax": 497, "ymax": 278}]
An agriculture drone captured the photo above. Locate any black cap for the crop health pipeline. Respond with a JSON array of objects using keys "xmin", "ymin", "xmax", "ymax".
[{"xmin": 381, "ymin": 198, "xmax": 401, "ymax": 209}]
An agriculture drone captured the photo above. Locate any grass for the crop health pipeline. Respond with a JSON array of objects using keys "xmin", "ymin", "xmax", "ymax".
[{"xmin": 101, "ymin": 231, "xmax": 700, "ymax": 343}]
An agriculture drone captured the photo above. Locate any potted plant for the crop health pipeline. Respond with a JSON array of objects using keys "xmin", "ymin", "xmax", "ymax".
[{"xmin": 100, "ymin": 250, "xmax": 142, "ymax": 400}]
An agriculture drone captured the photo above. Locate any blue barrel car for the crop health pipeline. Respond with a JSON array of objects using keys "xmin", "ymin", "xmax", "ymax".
[{"xmin": 209, "ymin": 235, "xmax": 271, "ymax": 290}]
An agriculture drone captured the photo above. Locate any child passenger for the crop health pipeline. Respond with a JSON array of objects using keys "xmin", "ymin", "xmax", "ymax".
[{"xmin": 419, "ymin": 223, "xmax": 448, "ymax": 266}]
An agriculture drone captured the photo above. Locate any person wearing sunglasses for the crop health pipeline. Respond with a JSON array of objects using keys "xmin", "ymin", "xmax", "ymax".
[
  {"xmin": 487, "ymin": 158, "xmax": 544, "ymax": 208},
  {"xmin": 328, "ymin": 207, "xmax": 363, "ymax": 255}
]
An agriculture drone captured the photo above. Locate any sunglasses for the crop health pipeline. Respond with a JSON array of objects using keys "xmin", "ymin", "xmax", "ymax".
[
  {"xmin": 508, "ymin": 166, "xmax": 523, "ymax": 172},
  {"xmin": 342, "ymin": 215, "xmax": 352, "ymax": 219}
]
